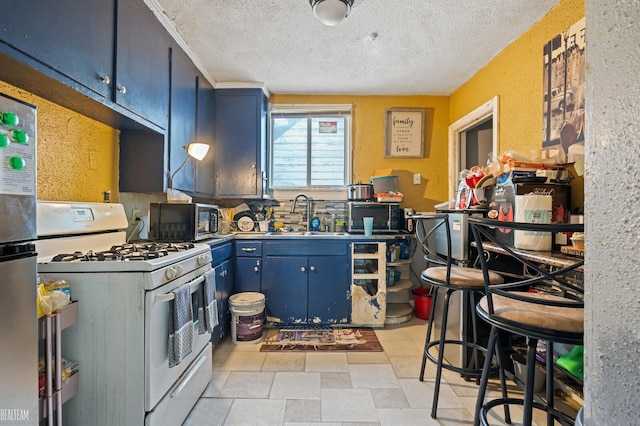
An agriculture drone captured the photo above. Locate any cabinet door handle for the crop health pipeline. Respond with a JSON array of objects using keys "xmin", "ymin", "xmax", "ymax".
[
  {"xmin": 242, "ymin": 247, "xmax": 257, "ymax": 252},
  {"xmin": 309, "ymin": 266, "xmax": 316, "ymax": 271},
  {"xmin": 100, "ymin": 75, "xmax": 110, "ymax": 85},
  {"xmin": 253, "ymin": 266, "xmax": 259, "ymax": 272},
  {"xmin": 118, "ymin": 85, "xmax": 127, "ymax": 94},
  {"xmin": 300, "ymin": 266, "xmax": 306, "ymax": 272}
]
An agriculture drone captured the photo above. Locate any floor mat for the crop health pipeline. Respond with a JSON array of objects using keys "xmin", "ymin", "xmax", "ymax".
[{"xmin": 259, "ymin": 326, "xmax": 383, "ymax": 352}]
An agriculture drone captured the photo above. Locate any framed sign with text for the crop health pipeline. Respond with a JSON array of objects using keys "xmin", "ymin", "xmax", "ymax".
[{"xmin": 384, "ymin": 109, "xmax": 425, "ymax": 158}]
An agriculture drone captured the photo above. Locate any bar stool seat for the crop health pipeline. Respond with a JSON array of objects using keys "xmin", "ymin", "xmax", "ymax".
[
  {"xmin": 420, "ymin": 265, "xmax": 506, "ymax": 380},
  {"xmin": 478, "ymin": 293, "xmax": 584, "ymax": 334},
  {"xmin": 423, "ymin": 266, "xmax": 504, "ymax": 288}
]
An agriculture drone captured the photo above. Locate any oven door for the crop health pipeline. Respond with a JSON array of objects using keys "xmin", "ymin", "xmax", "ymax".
[
  {"xmin": 146, "ymin": 343, "xmax": 212, "ymax": 426},
  {"xmin": 144, "ymin": 264, "xmax": 212, "ymax": 411}
]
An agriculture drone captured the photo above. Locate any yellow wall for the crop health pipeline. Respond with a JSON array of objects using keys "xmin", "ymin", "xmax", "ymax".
[
  {"xmin": 0, "ymin": 81, "xmax": 119, "ymax": 202},
  {"xmin": 270, "ymin": 94, "xmax": 450, "ymax": 212},
  {"xmin": 450, "ymin": 0, "xmax": 585, "ymax": 208}
]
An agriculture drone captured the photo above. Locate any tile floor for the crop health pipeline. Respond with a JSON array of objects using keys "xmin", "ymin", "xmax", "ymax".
[{"xmin": 184, "ymin": 318, "xmax": 559, "ymax": 425}]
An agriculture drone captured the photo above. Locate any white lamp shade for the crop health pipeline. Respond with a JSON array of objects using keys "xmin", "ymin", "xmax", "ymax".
[
  {"xmin": 186, "ymin": 142, "xmax": 209, "ymax": 161},
  {"xmin": 312, "ymin": 0, "xmax": 350, "ymax": 26}
]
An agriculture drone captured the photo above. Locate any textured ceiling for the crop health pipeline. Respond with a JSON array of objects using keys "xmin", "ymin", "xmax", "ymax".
[{"xmin": 150, "ymin": 0, "xmax": 560, "ymax": 95}]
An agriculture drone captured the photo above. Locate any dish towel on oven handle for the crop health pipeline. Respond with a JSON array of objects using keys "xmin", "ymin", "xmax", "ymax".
[
  {"xmin": 168, "ymin": 283, "xmax": 193, "ymax": 368},
  {"xmin": 199, "ymin": 268, "xmax": 218, "ymax": 334}
]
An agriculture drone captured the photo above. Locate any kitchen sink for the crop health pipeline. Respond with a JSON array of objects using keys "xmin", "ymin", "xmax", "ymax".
[
  {"xmin": 264, "ymin": 231, "xmax": 349, "ymax": 237},
  {"xmin": 266, "ymin": 231, "xmax": 306, "ymax": 236},
  {"xmin": 304, "ymin": 231, "xmax": 350, "ymax": 236}
]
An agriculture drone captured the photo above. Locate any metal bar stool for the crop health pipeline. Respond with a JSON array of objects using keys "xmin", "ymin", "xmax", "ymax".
[
  {"xmin": 414, "ymin": 214, "xmax": 510, "ymax": 420},
  {"xmin": 469, "ymin": 218, "xmax": 584, "ymax": 426}
]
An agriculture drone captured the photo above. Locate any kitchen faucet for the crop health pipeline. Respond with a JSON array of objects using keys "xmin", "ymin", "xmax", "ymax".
[{"xmin": 291, "ymin": 193, "xmax": 311, "ymax": 231}]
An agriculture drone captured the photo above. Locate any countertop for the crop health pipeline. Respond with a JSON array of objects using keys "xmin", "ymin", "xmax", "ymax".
[
  {"xmin": 229, "ymin": 231, "xmax": 413, "ymax": 240},
  {"xmin": 471, "ymin": 240, "xmax": 584, "ymax": 272}
]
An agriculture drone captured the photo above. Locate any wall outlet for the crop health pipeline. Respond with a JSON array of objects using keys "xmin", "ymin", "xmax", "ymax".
[
  {"xmin": 131, "ymin": 208, "xmax": 142, "ymax": 223},
  {"xmin": 413, "ymin": 173, "xmax": 421, "ymax": 184}
]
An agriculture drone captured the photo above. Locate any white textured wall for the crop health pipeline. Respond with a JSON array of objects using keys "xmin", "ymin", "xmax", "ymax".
[{"xmin": 584, "ymin": 1, "xmax": 640, "ymax": 423}]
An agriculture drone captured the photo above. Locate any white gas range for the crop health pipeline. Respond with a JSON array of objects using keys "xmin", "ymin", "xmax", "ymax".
[{"xmin": 36, "ymin": 201, "xmax": 213, "ymax": 426}]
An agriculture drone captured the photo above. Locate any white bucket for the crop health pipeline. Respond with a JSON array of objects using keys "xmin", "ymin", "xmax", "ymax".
[{"xmin": 229, "ymin": 292, "xmax": 265, "ymax": 344}]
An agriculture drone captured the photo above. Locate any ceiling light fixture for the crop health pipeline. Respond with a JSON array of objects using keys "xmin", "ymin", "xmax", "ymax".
[{"xmin": 309, "ymin": 0, "xmax": 354, "ymax": 26}]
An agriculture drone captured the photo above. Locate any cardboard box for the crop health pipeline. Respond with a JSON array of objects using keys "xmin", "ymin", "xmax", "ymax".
[{"xmin": 488, "ymin": 182, "xmax": 571, "ymax": 247}]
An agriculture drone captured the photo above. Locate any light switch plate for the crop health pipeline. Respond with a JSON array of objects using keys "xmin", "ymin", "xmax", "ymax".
[{"xmin": 413, "ymin": 173, "xmax": 421, "ymax": 184}]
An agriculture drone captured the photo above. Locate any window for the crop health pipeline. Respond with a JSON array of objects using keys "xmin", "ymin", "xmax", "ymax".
[{"xmin": 269, "ymin": 104, "xmax": 352, "ymax": 197}]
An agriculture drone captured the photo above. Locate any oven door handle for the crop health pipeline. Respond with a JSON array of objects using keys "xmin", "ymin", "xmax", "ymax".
[{"xmin": 155, "ymin": 275, "xmax": 206, "ymax": 303}]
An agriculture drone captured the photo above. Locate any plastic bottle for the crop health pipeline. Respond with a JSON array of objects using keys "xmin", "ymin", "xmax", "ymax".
[{"xmin": 310, "ymin": 213, "xmax": 320, "ymax": 231}]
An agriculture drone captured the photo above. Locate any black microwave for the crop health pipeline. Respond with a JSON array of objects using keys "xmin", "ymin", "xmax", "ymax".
[
  {"xmin": 347, "ymin": 202, "xmax": 402, "ymax": 233},
  {"xmin": 149, "ymin": 202, "xmax": 219, "ymax": 242}
]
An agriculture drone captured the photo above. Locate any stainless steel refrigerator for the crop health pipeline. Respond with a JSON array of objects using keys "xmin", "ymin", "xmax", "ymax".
[{"xmin": 0, "ymin": 92, "xmax": 38, "ymax": 425}]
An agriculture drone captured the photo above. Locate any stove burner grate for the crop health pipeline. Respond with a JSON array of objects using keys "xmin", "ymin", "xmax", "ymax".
[{"xmin": 50, "ymin": 242, "xmax": 197, "ymax": 262}]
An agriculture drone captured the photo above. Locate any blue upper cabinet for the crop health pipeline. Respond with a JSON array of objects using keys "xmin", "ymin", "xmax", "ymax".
[
  {"xmin": 168, "ymin": 46, "xmax": 197, "ymax": 192},
  {"xmin": 214, "ymin": 89, "xmax": 267, "ymax": 198},
  {"xmin": 120, "ymin": 48, "xmax": 217, "ymax": 196},
  {"xmin": 115, "ymin": 0, "xmax": 170, "ymax": 129},
  {"xmin": 194, "ymin": 76, "xmax": 216, "ymax": 196},
  {"xmin": 0, "ymin": 0, "xmax": 115, "ymax": 99},
  {"xmin": 167, "ymin": 52, "xmax": 218, "ymax": 195},
  {"xmin": 0, "ymin": 0, "xmax": 169, "ymax": 131}
]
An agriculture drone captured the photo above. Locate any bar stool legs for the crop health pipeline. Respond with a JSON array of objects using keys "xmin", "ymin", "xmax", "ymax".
[
  {"xmin": 523, "ymin": 337, "xmax": 538, "ymax": 425},
  {"xmin": 420, "ymin": 287, "xmax": 509, "ymax": 420},
  {"xmin": 432, "ymin": 288, "xmax": 452, "ymax": 418},
  {"xmin": 419, "ymin": 288, "xmax": 438, "ymax": 383},
  {"xmin": 546, "ymin": 342, "xmax": 555, "ymax": 426},
  {"xmin": 473, "ymin": 326, "xmax": 512, "ymax": 426}
]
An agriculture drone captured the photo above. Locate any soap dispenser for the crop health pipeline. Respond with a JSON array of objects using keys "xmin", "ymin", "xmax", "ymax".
[{"xmin": 310, "ymin": 213, "xmax": 320, "ymax": 231}]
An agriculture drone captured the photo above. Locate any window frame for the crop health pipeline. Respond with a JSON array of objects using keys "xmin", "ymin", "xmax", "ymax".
[{"xmin": 268, "ymin": 104, "xmax": 352, "ymax": 200}]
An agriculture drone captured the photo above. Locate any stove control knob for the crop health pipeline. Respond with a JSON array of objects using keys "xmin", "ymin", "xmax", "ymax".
[
  {"xmin": 165, "ymin": 266, "xmax": 178, "ymax": 280},
  {"xmin": 175, "ymin": 265, "xmax": 184, "ymax": 276},
  {"xmin": 196, "ymin": 254, "xmax": 210, "ymax": 266}
]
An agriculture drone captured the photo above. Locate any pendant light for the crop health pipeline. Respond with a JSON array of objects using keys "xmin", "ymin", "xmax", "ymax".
[{"xmin": 309, "ymin": 0, "xmax": 354, "ymax": 26}]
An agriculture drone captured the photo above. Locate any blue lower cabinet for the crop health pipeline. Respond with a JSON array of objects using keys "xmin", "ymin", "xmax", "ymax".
[
  {"xmin": 234, "ymin": 240, "xmax": 262, "ymax": 293},
  {"xmin": 235, "ymin": 257, "xmax": 262, "ymax": 293},
  {"xmin": 308, "ymin": 256, "xmax": 350, "ymax": 324},
  {"xmin": 262, "ymin": 256, "xmax": 308, "ymax": 324},
  {"xmin": 211, "ymin": 258, "xmax": 234, "ymax": 344},
  {"xmin": 262, "ymin": 252, "xmax": 350, "ymax": 325},
  {"xmin": 209, "ymin": 241, "xmax": 234, "ymax": 345}
]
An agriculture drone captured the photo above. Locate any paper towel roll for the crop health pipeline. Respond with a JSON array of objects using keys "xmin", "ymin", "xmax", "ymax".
[{"xmin": 514, "ymin": 194, "xmax": 552, "ymax": 251}]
